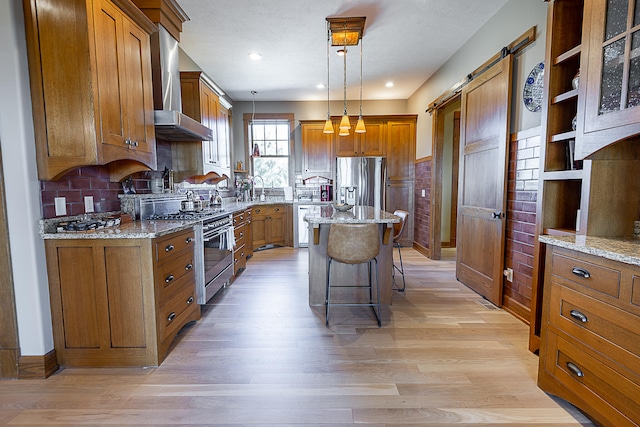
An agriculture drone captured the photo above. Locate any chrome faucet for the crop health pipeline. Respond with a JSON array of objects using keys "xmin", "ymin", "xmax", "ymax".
[{"xmin": 253, "ymin": 175, "xmax": 266, "ymax": 201}]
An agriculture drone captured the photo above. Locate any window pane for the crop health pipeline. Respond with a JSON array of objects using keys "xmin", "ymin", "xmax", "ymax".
[
  {"xmin": 264, "ymin": 140, "xmax": 277, "ymax": 156},
  {"xmin": 253, "ymin": 157, "xmax": 289, "ymax": 188},
  {"xmin": 605, "ymin": 0, "xmax": 629, "ymax": 40},
  {"xmin": 600, "ymin": 38, "xmax": 626, "ymax": 114},
  {"xmin": 629, "ymin": 31, "xmax": 640, "ymax": 107},
  {"xmin": 277, "ymin": 124, "xmax": 289, "ymax": 139}
]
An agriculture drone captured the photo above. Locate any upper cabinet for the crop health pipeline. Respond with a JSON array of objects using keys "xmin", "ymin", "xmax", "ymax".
[
  {"xmin": 23, "ymin": 0, "xmax": 157, "ymax": 182},
  {"xmin": 176, "ymin": 71, "xmax": 230, "ymax": 181},
  {"xmin": 300, "ymin": 121, "xmax": 334, "ymax": 179},
  {"xmin": 577, "ymin": 0, "xmax": 640, "ymax": 157},
  {"xmin": 335, "ymin": 118, "xmax": 385, "ymax": 157}
]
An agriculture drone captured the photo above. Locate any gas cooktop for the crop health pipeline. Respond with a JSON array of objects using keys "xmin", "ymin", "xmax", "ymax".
[{"xmin": 147, "ymin": 208, "xmax": 226, "ymax": 221}]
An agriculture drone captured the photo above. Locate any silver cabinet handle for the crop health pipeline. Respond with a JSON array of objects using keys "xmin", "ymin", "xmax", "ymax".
[
  {"xmin": 165, "ymin": 244, "xmax": 174, "ymax": 252},
  {"xmin": 131, "ymin": 141, "xmax": 139, "ymax": 147},
  {"xmin": 571, "ymin": 267, "xmax": 590, "ymax": 278},
  {"xmin": 186, "ymin": 296, "xmax": 194, "ymax": 305},
  {"xmin": 185, "ymin": 263, "xmax": 193, "ymax": 271},
  {"xmin": 185, "ymin": 237, "xmax": 193, "ymax": 244},
  {"xmin": 167, "ymin": 312, "xmax": 176, "ymax": 322},
  {"xmin": 566, "ymin": 362, "xmax": 584, "ymax": 378},
  {"xmin": 569, "ymin": 309, "xmax": 588, "ymax": 323},
  {"xmin": 165, "ymin": 275, "xmax": 174, "ymax": 284}
]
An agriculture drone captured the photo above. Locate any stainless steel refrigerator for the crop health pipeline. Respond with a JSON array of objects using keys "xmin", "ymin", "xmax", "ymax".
[{"xmin": 335, "ymin": 157, "xmax": 386, "ymax": 210}]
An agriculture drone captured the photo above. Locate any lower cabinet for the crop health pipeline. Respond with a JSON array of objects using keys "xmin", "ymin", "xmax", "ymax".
[
  {"xmin": 538, "ymin": 245, "xmax": 640, "ymax": 427},
  {"xmin": 44, "ymin": 228, "xmax": 200, "ymax": 367},
  {"xmin": 252, "ymin": 204, "xmax": 286, "ymax": 250},
  {"xmin": 232, "ymin": 209, "xmax": 248, "ymax": 277}
]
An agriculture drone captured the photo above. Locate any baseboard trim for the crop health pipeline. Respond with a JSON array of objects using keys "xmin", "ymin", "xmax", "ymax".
[
  {"xmin": 19, "ymin": 350, "xmax": 58, "ymax": 379},
  {"xmin": 412, "ymin": 242, "xmax": 430, "ymax": 258},
  {"xmin": 502, "ymin": 295, "xmax": 531, "ymax": 326}
]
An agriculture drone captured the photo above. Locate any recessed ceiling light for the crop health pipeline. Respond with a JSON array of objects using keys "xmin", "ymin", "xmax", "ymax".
[
  {"xmin": 336, "ymin": 49, "xmax": 347, "ymax": 56},
  {"xmin": 385, "ymin": 81, "xmax": 394, "ymax": 88},
  {"xmin": 317, "ymin": 83, "xmax": 326, "ymax": 89},
  {"xmin": 248, "ymin": 52, "xmax": 262, "ymax": 60}
]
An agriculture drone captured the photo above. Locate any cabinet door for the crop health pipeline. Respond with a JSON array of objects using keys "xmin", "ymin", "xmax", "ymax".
[
  {"xmin": 201, "ymin": 85, "xmax": 219, "ymax": 166},
  {"xmin": 335, "ymin": 130, "xmax": 359, "ymax": 156},
  {"xmin": 301, "ymin": 122, "xmax": 334, "ymax": 177},
  {"xmin": 218, "ymin": 106, "xmax": 230, "ymax": 169},
  {"xmin": 252, "ymin": 208, "xmax": 267, "ymax": 249},
  {"xmin": 94, "ymin": 0, "xmax": 128, "ymax": 150},
  {"xmin": 122, "ymin": 18, "xmax": 155, "ymax": 155},
  {"xmin": 268, "ymin": 206, "xmax": 286, "ymax": 246},
  {"xmin": 360, "ymin": 120, "xmax": 386, "ymax": 156},
  {"xmin": 579, "ymin": 0, "xmax": 640, "ymax": 156},
  {"xmin": 386, "ymin": 120, "xmax": 416, "ymax": 180}
]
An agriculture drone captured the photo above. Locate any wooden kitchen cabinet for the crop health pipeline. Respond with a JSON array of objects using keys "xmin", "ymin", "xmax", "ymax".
[
  {"xmin": 334, "ymin": 118, "xmax": 385, "ymax": 157},
  {"xmin": 232, "ymin": 209, "xmax": 251, "ymax": 277},
  {"xmin": 44, "ymin": 228, "xmax": 199, "ymax": 367},
  {"xmin": 538, "ymin": 245, "xmax": 640, "ymax": 426},
  {"xmin": 386, "ymin": 119, "xmax": 416, "ymax": 181},
  {"xmin": 23, "ymin": 0, "xmax": 157, "ymax": 182},
  {"xmin": 175, "ymin": 71, "xmax": 225, "ymax": 181},
  {"xmin": 300, "ymin": 121, "xmax": 334, "ymax": 179},
  {"xmin": 252, "ymin": 205, "xmax": 286, "ymax": 250},
  {"xmin": 577, "ymin": 0, "xmax": 640, "ymax": 158}
]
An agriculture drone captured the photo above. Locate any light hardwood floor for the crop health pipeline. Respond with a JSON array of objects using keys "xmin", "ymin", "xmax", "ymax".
[{"xmin": 0, "ymin": 247, "xmax": 594, "ymax": 426}]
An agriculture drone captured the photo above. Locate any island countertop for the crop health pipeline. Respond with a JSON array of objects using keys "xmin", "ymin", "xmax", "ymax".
[{"xmin": 303, "ymin": 205, "xmax": 401, "ymax": 225}]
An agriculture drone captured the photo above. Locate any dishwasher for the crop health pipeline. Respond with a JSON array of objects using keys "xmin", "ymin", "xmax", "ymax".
[{"xmin": 296, "ymin": 204, "xmax": 323, "ymax": 247}]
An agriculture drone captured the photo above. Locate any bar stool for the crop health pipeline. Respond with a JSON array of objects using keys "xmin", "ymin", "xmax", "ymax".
[
  {"xmin": 326, "ymin": 223, "xmax": 381, "ymax": 327},
  {"xmin": 392, "ymin": 210, "xmax": 409, "ymax": 292}
]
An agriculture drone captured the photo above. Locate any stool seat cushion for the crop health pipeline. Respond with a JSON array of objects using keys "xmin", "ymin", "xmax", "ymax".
[{"xmin": 327, "ymin": 223, "xmax": 380, "ymax": 264}]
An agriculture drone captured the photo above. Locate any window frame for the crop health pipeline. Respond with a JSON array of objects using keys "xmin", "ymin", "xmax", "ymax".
[{"xmin": 242, "ymin": 113, "xmax": 295, "ymax": 189}]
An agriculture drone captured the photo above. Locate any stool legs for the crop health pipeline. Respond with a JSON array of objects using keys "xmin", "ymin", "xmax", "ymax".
[
  {"xmin": 392, "ymin": 241, "xmax": 406, "ymax": 292},
  {"xmin": 326, "ymin": 258, "xmax": 381, "ymax": 327}
]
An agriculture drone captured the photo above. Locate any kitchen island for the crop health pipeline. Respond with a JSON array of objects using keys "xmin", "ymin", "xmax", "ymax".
[{"xmin": 304, "ymin": 206, "xmax": 400, "ymax": 307}]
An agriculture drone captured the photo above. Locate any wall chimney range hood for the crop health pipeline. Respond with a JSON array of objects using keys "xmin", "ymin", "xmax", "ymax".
[{"xmin": 149, "ymin": 24, "xmax": 214, "ymax": 141}]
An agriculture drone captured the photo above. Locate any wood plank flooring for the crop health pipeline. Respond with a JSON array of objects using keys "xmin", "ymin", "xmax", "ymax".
[{"xmin": 0, "ymin": 247, "xmax": 594, "ymax": 426}]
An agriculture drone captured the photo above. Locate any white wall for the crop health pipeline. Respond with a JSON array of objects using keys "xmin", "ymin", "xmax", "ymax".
[
  {"xmin": 0, "ymin": 0, "xmax": 54, "ymax": 355},
  {"xmin": 407, "ymin": 0, "xmax": 548, "ymax": 159}
]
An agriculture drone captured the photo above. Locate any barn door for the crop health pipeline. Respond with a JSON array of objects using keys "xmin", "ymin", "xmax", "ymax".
[{"xmin": 456, "ymin": 55, "xmax": 512, "ymax": 306}]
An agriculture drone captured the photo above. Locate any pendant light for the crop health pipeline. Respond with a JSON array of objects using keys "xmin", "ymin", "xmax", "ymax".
[
  {"xmin": 338, "ymin": 22, "xmax": 350, "ymax": 136},
  {"xmin": 250, "ymin": 91, "xmax": 260, "ymax": 157},
  {"xmin": 355, "ymin": 36, "xmax": 366, "ymax": 133},
  {"xmin": 323, "ymin": 21, "xmax": 334, "ymax": 134}
]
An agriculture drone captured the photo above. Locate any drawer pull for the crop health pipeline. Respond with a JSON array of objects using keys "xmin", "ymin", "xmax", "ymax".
[
  {"xmin": 569, "ymin": 309, "xmax": 588, "ymax": 323},
  {"xmin": 566, "ymin": 361, "xmax": 584, "ymax": 378},
  {"xmin": 186, "ymin": 296, "xmax": 194, "ymax": 305},
  {"xmin": 167, "ymin": 312, "xmax": 176, "ymax": 323},
  {"xmin": 239, "ymin": 232, "xmax": 244, "ymax": 238},
  {"xmin": 185, "ymin": 237, "xmax": 193, "ymax": 244},
  {"xmin": 165, "ymin": 275, "xmax": 174, "ymax": 284},
  {"xmin": 571, "ymin": 267, "xmax": 591, "ymax": 278},
  {"xmin": 165, "ymin": 244, "xmax": 174, "ymax": 252},
  {"xmin": 185, "ymin": 263, "xmax": 193, "ymax": 271}
]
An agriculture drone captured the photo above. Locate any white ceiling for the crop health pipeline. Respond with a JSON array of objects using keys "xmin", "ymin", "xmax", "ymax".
[{"xmin": 176, "ymin": 0, "xmax": 510, "ymax": 103}]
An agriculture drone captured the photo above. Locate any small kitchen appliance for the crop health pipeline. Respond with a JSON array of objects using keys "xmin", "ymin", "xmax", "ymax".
[{"xmin": 320, "ymin": 184, "xmax": 333, "ymax": 202}]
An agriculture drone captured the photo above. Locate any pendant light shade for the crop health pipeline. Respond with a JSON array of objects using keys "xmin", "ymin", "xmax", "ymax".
[
  {"xmin": 323, "ymin": 119, "xmax": 334, "ymax": 133},
  {"xmin": 339, "ymin": 114, "xmax": 351, "ymax": 130},
  {"xmin": 355, "ymin": 118, "xmax": 366, "ymax": 133},
  {"xmin": 355, "ymin": 37, "xmax": 366, "ymax": 134}
]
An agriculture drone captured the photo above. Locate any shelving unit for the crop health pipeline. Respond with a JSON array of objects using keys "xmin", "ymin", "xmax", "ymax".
[{"xmin": 530, "ymin": 0, "xmax": 585, "ymax": 352}]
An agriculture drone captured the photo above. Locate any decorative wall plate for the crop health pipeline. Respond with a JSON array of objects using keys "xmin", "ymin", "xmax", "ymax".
[{"xmin": 523, "ymin": 62, "xmax": 544, "ymax": 112}]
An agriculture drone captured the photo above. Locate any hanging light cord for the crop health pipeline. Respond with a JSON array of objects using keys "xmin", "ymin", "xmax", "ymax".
[
  {"xmin": 359, "ymin": 37, "xmax": 363, "ymax": 118},
  {"xmin": 326, "ymin": 22, "xmax": 331, "ymax": 120},
  {"xmin": 343, "ymin": 23, "xmax": 348, "ymax": 116}
]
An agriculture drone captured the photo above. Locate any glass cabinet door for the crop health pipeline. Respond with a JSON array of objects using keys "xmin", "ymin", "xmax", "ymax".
[{"xmin": 579, "ymin": 0, "xmax": 640, "ymax": 156}]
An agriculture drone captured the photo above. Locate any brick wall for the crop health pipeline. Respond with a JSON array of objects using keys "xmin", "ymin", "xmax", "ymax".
[
  {"xmin": 503, "ymin": 129, "xmax": 540, "ymax": 323},
  {"xmin": 39, "ymin": 140, "xmax": 172, "ymax": 219},
  {"xmin": 413, "ymin": 158, "xmax": 432, "ymax": 252}
]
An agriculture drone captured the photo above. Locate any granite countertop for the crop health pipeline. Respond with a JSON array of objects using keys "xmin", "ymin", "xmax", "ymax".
[
  {"xmin": 539, "ymin": 234, "xmax": 640, "ymax": 267},
  {"xmin": 303, "ymin": 205, "xmax": 400, "ymax": 225},
  {"xmin": 40, "ymin": 219, "xmax": 199, "ymax": 240}
]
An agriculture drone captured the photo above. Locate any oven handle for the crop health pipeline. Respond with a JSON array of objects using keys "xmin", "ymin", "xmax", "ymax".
[{"xmin": 203, "ymin": 226, "xmax": 231, "ymax": 242}]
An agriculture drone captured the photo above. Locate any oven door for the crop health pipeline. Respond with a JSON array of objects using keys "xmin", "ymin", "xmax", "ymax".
[{"xmin": 202, "ymin": 225, "xmax": 233, "ymax": 302}]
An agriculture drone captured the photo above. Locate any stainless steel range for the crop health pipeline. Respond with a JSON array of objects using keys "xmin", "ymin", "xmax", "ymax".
[{"xmin": 140, "ymin": 196, "xmax": 234, "ymax": 304}]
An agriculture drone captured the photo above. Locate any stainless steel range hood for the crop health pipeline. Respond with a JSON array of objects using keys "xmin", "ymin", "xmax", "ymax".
[{"xmin": 151, "ymin": 26, "xmax": 213, "ymax": 141}]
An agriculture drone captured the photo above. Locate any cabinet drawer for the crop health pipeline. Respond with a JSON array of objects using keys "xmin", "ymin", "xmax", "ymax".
[
  {"xmin": 543, "ymin": 331, "xmax": 640, "ymax": 426},
  {"xmin": 155, "ymin": 229, "xmax": 195, "ymax": 263},
  {"xmin": 252, "ymin": 205, "xmax": 284, "ymax": 217},
  {"xmin": 551, "ymin": 251, "xmax": 621, "ymax": 298},
  {"xmin": 158, "ymin": 283, "xmax": 197, "ymax": 342},
  {"xmin": 549, "ymin": 284, "xmax": 640, "ymax": 370},
  {"xmin": 233, "ymin": 211, "xmax": 245, "ymax": 225},
  {"xmin": 155, "ymin": 250, "xmax": 194, "ymax": 293},
  {"xmin": 234, "ymin": 245, "xmax": 247, "ymax": 275},
  {"xmin": 234, "ymin": 222, "xmax": 246, "ymax": 247}
]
